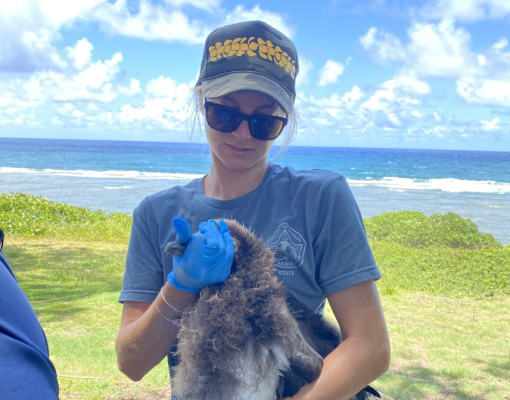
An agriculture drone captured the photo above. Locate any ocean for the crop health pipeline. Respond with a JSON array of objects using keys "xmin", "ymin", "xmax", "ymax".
[{"xmin": 1, "ymin": 137, "xmax": 509, "ymax": 244}]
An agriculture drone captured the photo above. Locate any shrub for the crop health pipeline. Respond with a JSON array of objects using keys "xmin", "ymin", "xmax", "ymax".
[
  {"xmin": 0, "ymin": 192, "xmax": 131, "ymax": 243},
  {"xmin": 364, "ymin": 211, "xmax": 502, "ymax": 249}
]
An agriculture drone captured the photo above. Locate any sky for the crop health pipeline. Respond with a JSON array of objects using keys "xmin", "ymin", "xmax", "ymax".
[{"xmin": 1, "ymin": 0, "xmax": 510, "ymax": 151}]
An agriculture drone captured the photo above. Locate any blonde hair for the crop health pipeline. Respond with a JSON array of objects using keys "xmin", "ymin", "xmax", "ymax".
[{"xmin": 187, "ymin": 86, "xmax": 298, "ymax": 159}]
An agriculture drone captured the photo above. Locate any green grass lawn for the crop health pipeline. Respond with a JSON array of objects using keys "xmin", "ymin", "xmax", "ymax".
[{"xmin": 5, "ymin": 237, "xmax": 509, "ymax": 400}]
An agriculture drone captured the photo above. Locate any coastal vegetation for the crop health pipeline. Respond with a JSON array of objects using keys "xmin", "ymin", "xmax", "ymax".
[{"xmin": 1, "ymin": 192, "xmax": 509, "ymax": 399}]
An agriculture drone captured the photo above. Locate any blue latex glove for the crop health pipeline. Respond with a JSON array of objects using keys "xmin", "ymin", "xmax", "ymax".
[{"xmin": 167, "ymin": 217, "xmax": 235, "ymax": 293}]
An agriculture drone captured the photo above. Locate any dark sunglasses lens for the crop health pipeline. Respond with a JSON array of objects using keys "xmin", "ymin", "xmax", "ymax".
[
  {"xmin": 207, "ymin": 104, "xmax": 241, "ymax": 132},
  {"xmin": 250, "ymin": 116, "xmax": 285, "ymax": 140}
]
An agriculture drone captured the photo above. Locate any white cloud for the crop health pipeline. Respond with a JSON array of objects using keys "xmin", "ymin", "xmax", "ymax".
[
  {"xmin": 66, "ymin": 38, "xmax": 93, "ymax": 70},
  {"xmin": 342, "ymin": 86, "xmax": 365, "ymax": 107},
  {"xmin": 360, "ymin": 20, "xmax": 477, "ymax": 78},
  {"xmin": 387, "ymin": 112, "xmax": 402, "ymax": 127},
  {"xmin": 292, "ymin": 74, "xmax": 437, "ymax": 141},
  {"xmin": 457, "ymin": 77, "xmax": 510, "ymax": 107},
  {"xmin": 44, "ymin": 74, "xmax": 195, "ymax": 131},
  {"xmin": 357, "ymin": 75, "xmax": 432, "ymax": 130},
  {"xmin": 0, "ymin": 109, "xmax": 40, "ymax": 127},
  {"xmin": 0, "ymin": 0, "xmax": 254, "ymax": 69},
  {"xmin": 311, "ymin": 117, "xmax": 335, "ymax": 126},
  {"xmin": 405, "ymin": 19, "xmax": 476, "ymax": 78},
  {"xmin": 359, "ymin": 27, "xmax": 406, "ymax": 64},
  {"xmin": 223, "ymin": 5, "xmax": 294, "ymax": 38},
  {"xmin": 146, "ymin": 76, "xmax": 182, "ymax": 98},
  {"xmin": 418, "ymin": 0, "xmax": 510, "ymax": 23},
  {"xmin": 361, "ymin": 18, "xmax": 510, "ymax": 110},
  {"xmin": 0, "ymin": 0, "xmax": 103, "ymax": 72},
  {"xmin": 360, "ymin": 89, "xmax": 395, "ymax": 112},
  {"xmin": 493, "ymin": 37, "xmax": 509, "ymax": 51},
  {"xmin": 477, "ymin": 54, "xmax": 487, "ymax": 66},
  {"xmin": 481, "ymin": 117, "xmax": 500, "ymax": 131},
  {"xmin": 382, "ymin": 76, "xmax": 431, "ymax": 95},
  {"xmin": 118, "ymin": 78, "xmax": 142, "ymax": 96},
  {"xmin": 72, "ymin": 110, "xmax": 86, "ymax": 118},
  {"xmin": 318, "ymin": 60, "xmax": 346, "ymax": 87},
  {"xmin": 296, "ymin": 58, "xmax": 313, "ymax": 87},
  {"xmin": 163, "ymin": 0, "xmax": 221, "ymax": 11},
  {"xmin": 361, "ymin": 76, "xmax": 429, "ymax": 113},
  {"xmin": 0, "ymin": 48, "xmax": 124, "ymax": 115},
  {"xmin": 92, "ymin": 0, "xmax": 213, "ymax": 44},
  {"xmin": 90, "ymin": 3, "xmax": 294, "ymax": 46},
  {"xmin": 115, "ymin": 76, "xmax": 194, "ymax": 129},
  {"xmin": 431, "ymin": 126, "xmax": 447, "ymax": 138},
  {"xmin": 73, "ymin": 52, "xmax": 122, "ymax": 91}
]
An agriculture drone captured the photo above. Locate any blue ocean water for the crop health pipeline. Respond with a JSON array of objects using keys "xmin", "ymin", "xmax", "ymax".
[{"xmin": 1, "ymin": 137, "xmax": 509, "ymax": 244}]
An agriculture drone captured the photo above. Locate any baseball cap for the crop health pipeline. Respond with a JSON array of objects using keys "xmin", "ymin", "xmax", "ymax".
[{"xmin": 196, "ymin": 20, "xmax": 299, "ymax": 114}]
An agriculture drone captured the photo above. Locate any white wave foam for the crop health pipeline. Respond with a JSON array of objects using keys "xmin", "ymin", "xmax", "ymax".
[
  {"xmin": 347, "ymin": 177, "xmax": 510, "ymax": 194},
  {"xmin": 104, "ymin": 186, "xmax": 133, "ymax": 190},
  {"xmin": 0, "ymin": 167, "xmax": 204, "ymax": 181},
  {"xmin": 1, "ymin": 167, "xmax": 508, "ymax": 194}
]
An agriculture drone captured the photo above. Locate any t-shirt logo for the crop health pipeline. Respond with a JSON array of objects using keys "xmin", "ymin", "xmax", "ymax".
[{"xmin": 265, "ymin": 223, "xmax": 306, "ymax": 269}]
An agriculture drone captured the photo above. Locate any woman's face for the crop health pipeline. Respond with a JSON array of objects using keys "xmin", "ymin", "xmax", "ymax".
[{"xmin": 204, "ymin": 90, "xmax": 286, "ymax": 174}]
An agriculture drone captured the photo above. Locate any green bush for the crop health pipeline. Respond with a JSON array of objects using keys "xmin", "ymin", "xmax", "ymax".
[
  {"xmin": 364, "ymin": 211, "xmax": 502, "ymax": 249},
  {"xmin": 0, "ymin": 192, "xmax": 131, "ymax": 243}
]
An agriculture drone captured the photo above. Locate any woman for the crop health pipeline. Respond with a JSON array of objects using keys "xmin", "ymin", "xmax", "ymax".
[{"xmin": 115, "ymin": 20, "xmax": 390, "ymax": 400}]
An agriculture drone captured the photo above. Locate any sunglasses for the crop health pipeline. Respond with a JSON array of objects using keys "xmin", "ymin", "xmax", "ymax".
[{"xmin": 204, "ymin": 101, "xmax": 288, "ymax": 141}]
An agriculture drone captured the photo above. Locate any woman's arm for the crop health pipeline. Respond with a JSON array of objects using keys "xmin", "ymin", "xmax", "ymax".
[
  {"xmin": 288, "ymin": 280, "xmax": 390, "ymax": 400},
  {"xmin": 116, "ymin": 218, "xmax": 234, "ymax": 381},
  {"xmin": 115, "ymin": 284, "xmax": 196, "ymax": 381}
]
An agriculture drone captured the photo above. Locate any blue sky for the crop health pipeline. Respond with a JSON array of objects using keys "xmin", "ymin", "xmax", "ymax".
[{"xmin": 1, "ymin": 0, "xmax": 510, "ymax": 150}]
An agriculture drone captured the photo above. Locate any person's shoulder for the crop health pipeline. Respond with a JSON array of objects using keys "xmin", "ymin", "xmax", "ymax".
[
  {"xmin": 135, "ymin": 178, "xmax": 202, "ymax": 215},
  {"xmin": 270, "ymin": 164, "xmax": 347, "ymax": 188},
  {"xmin": 146, "ymin": 180, "xmax": 197, "ymax": 203}
]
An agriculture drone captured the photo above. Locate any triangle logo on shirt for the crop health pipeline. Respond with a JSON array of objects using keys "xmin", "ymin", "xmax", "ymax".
[{"xmin": 265, "ymin": 223, "xmax": 306, "ymax": 269}]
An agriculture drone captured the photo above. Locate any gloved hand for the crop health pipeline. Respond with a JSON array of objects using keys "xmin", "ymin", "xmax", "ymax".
[{"xmin": 167, "ymin": 217, "xmax": 234, "ymax": 293}]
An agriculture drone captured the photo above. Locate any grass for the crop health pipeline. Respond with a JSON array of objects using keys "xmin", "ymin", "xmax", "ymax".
[
  {"xmin": 6, "ymin": 237, "xmax": 510, "ymax": 399},
  {"xmin": 2, "ymin": 193, "xmax": 510, "ymax": 399},
  {"xmin": 370, "ymin": 293, "xmax": 510, "ymax": 399},
  {"xmin": 370, "ymin": 241, "xmax": 510, "ymax": 298}
]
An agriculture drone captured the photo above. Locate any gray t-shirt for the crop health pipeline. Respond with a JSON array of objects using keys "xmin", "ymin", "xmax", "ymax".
[
  {"xmin": 120, "ymin": 163, "xmax": 381, "ymax": 311},
  {"xmin": 119, "ymin": 164, "xmax": 381, "ymax": 396}
]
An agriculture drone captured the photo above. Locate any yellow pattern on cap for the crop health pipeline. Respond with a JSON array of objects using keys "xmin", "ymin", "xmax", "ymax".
[{"xmin": 208, "ymin": 37, "xmax": 297, "ymax": 80}]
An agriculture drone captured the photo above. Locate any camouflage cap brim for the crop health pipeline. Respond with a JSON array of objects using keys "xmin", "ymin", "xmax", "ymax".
[{"xmin": 201, "ymin": 72, "xmax": 294, "ymax": 114}]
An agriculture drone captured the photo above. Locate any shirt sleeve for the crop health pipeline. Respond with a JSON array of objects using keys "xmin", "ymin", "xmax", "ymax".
[
  {"xmin": 118, "ymin": 199, "xmax": 164, "ymax": 303},
  {"xmin": 313, "ymin": 176, "xmax": 381, "ymax": 296},
  {"xmin": 0, "ymin": 254, "xmax": 59, "ymax": 399}
]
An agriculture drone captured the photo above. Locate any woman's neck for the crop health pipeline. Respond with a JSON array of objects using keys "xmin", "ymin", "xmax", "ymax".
[{"xmin": 204, "ymin": 160, "xmax": 269, "ymax": 200}]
